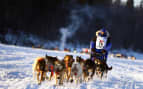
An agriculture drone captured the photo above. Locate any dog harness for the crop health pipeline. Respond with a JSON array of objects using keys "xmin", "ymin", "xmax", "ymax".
[{"xmin": 50, "ymin": 65, "xmax": 54, "ymax": 76}]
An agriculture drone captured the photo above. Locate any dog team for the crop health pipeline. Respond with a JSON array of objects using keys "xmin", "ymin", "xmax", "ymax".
[{"xmin": 32, "ymin": 54, "xmax": 112, "ymax": 85}]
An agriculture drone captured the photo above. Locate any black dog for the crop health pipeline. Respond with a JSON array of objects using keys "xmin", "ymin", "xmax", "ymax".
[
  {"xmin": 83, "ymin": 59, "xmax": 96, "ymax": 82},
  {"xmin": 94, "ymin": 58, "xmax": 112, "ymax": 79},
  {"xmin": 54, "ymin": 59, "xmax": 65, "ymax": 85}
]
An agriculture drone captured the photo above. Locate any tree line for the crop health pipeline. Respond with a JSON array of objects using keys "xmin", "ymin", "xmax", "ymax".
[{"xmin": 0, "ymin": 0, "xmax": 143, "ymax": 51}]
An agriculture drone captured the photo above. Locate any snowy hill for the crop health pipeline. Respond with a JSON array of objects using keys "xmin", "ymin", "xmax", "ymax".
[{"xmin": 0, "ymin": 43, "xmax": 143, "ymax": 89}]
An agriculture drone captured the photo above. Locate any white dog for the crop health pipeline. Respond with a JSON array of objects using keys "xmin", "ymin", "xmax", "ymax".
[{"xmin": 70, "ymin": 59, "xmax": 83, "ymax": 84}]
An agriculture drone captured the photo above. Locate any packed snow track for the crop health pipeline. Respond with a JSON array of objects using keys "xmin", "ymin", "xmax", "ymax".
[{"xmin": 0, "ymin": 44, "xmax": 143, "ymax": 89}]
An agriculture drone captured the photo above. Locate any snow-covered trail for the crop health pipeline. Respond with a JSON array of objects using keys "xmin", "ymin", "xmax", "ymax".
[{"xmin": 0, "ymin": 43, "xmax": 143, "ymax": 89}]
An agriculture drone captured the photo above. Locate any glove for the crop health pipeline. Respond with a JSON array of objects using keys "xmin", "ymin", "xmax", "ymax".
[{"xmin": 102, "ymin": 49, "xmax": 107, "ymax": 54}]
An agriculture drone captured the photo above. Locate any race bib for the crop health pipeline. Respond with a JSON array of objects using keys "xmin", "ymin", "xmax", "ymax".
[{"xmin": 96, "ymin": 36, "xmax": 107, "ymax": 49}]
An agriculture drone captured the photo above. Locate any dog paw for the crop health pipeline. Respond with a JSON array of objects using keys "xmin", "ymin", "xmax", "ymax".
[
  {"xmin": 70, "ymin": 79, "xmax": 73, "ymax": 83},
  {"xmin": 38, "ymin": 82, "xmax": 41, "ymax": 85},
  {"xmin": 80, "ymin": 80, "xmax": 82, "ymax": 83},
  {"xmin": 59, "ymin": 82, "xmax": 63, "ymax": 85},
  {"xmin": 66, "ymin": 80, "xmax": 69, "ymax": 82}
]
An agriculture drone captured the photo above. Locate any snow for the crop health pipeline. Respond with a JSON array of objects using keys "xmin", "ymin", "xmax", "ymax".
[{"xmin": 0, "ymin": 43, "xmax": 143, "ymax": 89}]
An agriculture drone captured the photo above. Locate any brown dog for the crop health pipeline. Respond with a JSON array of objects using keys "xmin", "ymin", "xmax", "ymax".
[
  {"xmin": 32, "ymin": 57, "xmax": 46, "ymax": 84},
  {"xmin": 33, "ymin": 54, "xmax": 60, "ymax": 85},
  {"xmin": 63, "ymin": 55, "xmax": 74, "ymax": 82}
]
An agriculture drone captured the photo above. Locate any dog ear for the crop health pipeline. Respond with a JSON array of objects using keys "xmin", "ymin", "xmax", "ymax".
[{"xmin": 45, "ymin": 54, "xmax": 48, "ymax": 58}]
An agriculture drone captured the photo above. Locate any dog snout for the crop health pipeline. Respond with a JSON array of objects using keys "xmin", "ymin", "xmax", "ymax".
[{"xmin": 57, "ymin": 76, "xmax": 60, "ymax": 79}]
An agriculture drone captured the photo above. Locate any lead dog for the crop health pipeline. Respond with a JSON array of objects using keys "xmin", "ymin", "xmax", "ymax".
[
  {"xmin": 33, "ymin": 55, "xmax": 59, "ymax": 84},
  {"xmin": 45, "ymin": 55, "xmax": 58, "ymax": 81},
  {"xmin": 32, "ymin": 57, "xmax": 46, "ymax": 84}
]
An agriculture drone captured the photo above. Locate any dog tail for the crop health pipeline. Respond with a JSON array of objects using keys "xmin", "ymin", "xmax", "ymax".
[
  {"xmin": 108, "ymin": 66, "xmax": 112, "ymax": 70},
  {"xmin": 32, "ymin": 59, "xmax": 38, "ymax": 80},
  {"xmin": 45, "ymin": 54, "xmax": 48, "ymax": 59}
]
